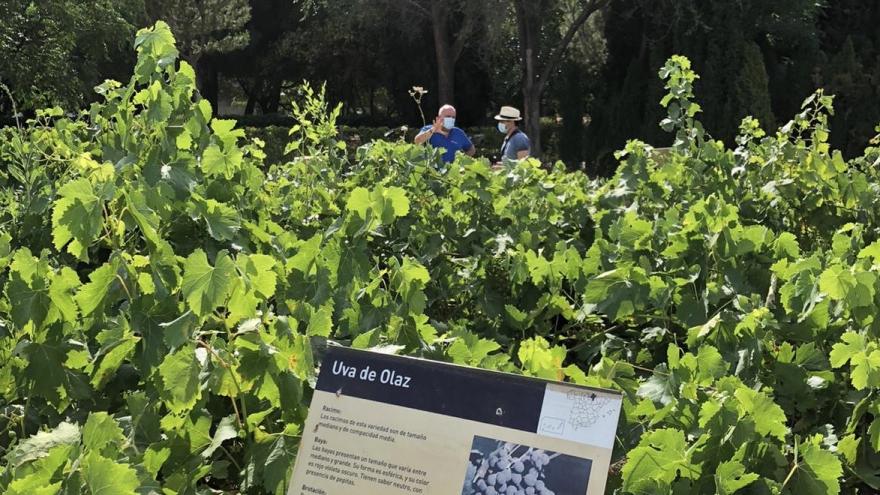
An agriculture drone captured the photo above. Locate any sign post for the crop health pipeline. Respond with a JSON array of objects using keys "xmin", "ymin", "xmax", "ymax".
[{"xmin": 287, "ymin": 346, "xmax": 622, "ymax": 495}]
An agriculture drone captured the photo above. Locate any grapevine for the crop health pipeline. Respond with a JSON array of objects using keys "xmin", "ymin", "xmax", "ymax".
[{"xmin": 0, "ymin": 22, "xmax": 879, "ymax": 494}]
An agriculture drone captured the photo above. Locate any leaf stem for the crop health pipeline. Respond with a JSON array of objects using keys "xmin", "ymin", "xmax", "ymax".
[{"xmin": 197, "ymin": 340, "xmax": 249, "ymax": 433}]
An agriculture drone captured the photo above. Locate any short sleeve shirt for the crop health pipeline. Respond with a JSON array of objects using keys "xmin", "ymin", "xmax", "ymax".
[
  {"xmin": 502, "ymin": 130, "xmax": 530, "ymax": 160},
  {"xmin": 420, "ymin": 125, "xmax": 473, "ymax": 163}
]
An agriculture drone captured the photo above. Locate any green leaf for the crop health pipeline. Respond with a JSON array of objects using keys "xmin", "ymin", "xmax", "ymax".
[
  {"xmin": 201, "ymin": 143, "xmax": 243, "ymax": 179},
  {"xmin": 7, "ymin": 249, "xmax": 52, "ymax": 329},
  {"xmin": 81, "ymin": 452, "xmax": 140, "ymax": 495},
  {"xmin": 715, "ymin": 460, "xmax": 759, "ymax": 495},
  {"xmin": 135, "ymin": 21, "xmax": 178, "ymax": 61},
  {"xmin": 307, "ymin": 302, "xmax": 333, "ymax": 337},
  {"xmin": 850, "ymin": 351, "xmax": 880, "ymax": 390},
  {"xmin": 790, "ymin": 442, "xmax": 842, "ymax": 495},
  {"xmin": 830, "ymin": 332, "xmax": 865, "ymax": 368},
  {"xmin": 48, "ymin": 267, "xmax": 80, "ymax": 323},
  {"xmin": 202, "ymin": 415, "xmax": 239, "ymax": 458},
  {"xmin": 143, "ymin": 445, "xmax": 171, "ymax": 477},
  {"xmin": 837, "ymin": 434, "xmax": 860, "ymax": 465},
  {"xmin": 211, "ymin": 119, "xmax": 246, "ymax": 147},
  {"xmin": 830, "ymin": 332, "xmax": 880, "ymax": 390},
  {"xmin": 76, "ymin": 263, "xmax": 118, "ymax": 317},
  {"xmin": 869, "ymin": 418, "xmax": 880, "ymax": 452},
  {"xmin": 158, "ymin": 345, "xmax": 202, "ymax": 414},
  {"xmin": 858, "ymin": 240, "xmax": 880, "ymax": 264},
  {"xmin": 774, "ymin": 232, "xmax": 801, "ymax": 258},
  {"xmin": 818, "ymin": 264, "xmax": 856, "ymax": 301},
  {"xmin": 160, "ymin": 310, "xmax": 198, "ymax": 348},
  {"xmin": 82, "ymin": 412, "xmax": 125, "ymax": 455},
  {"xmin": 288, "ymin": 234, "xmax": 322, "ymax": 275},
  {"xmin": 638, "ymin": 367, "xmax": 678, "ymax": 406},
  {"xmin": 23, "ymin": 341, "xmax": 83, "ymax": 405},
  {"xmin": 848, "ymin": 271, "xmax": 877, "ymax": 308},
  {"xmin": 517, "ymin": 337, "xmax": 566, "ymax": 380},
  {"xmin": 346, "ymin": 187, "xmax": 372, "ymax": 218},
  {"xmin": 622, "ymin": 428, "xmax": 700, "ymax": 492},
  {"xmin": 239, "ymin": 254, "xmax": 277, "ymax": 298},
  {"xmin": 181, "ymin": 249, "xmax": 236, "ymax": 317},
  {"xmin": 52, "ymin": 178, "xmax": 106, "ymax": 261},
  {"xmin": 378, "ymin": 185, "xmax": 410, "ymax": 223},
  {"xmin": 5, "ymin": 444, "xmax": 73, "ymax": 495},
  {"xmin": 733, "ymin": 387, "xmax": 788, "ymax": 441},
  {"xmin": 193, "ymin": 197, "xmax": 241, "ymax": 241},
  {"xmin": 447, "ymin": 330, "xmax": 501, "ymax": 366},
  {"xmin": 6, "ymin": 422, "xmax": 80, "ymax": 468}
]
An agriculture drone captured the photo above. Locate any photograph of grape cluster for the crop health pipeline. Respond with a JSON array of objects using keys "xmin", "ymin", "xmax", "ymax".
[{"xmin": 461, "ymin": 436, "xmax": 592, "ymax": 495}]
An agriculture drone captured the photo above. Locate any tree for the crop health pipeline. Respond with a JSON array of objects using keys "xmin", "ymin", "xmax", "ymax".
[
  {"xmin": 584, "ymin": 0, "xmax": 822, "ymax": 172},
  {"xmin": 818, "ymin": 1, "xmax": 880, "ymax": 157},
  {"xmin": 225, "ymin": 0, "xmax": 303, "ymax": 115},
  {"xmin": 389, "ymin": 0, "xmax": 494, "ymax": 107},
  {"xmin": 0, "ymin": 0, "xmax": 141, "ymax": 116},
  {"xmin": 512, "ymin": 0, "xmax": 610, "ymax": 156},
  {"xmin": 145, "ymin": 0, "xmax": 251, "ymax": 108}
]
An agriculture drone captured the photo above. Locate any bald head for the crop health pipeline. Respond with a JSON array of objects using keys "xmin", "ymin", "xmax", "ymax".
[{"xmin": 438, "ymin": 105, "xmax": 456, "ymax": 118}]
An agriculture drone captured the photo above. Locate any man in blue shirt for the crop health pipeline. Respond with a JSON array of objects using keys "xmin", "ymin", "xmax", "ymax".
[{"xmin": 414, "ymin": 104, "xmax": 475, "ymax": 163}]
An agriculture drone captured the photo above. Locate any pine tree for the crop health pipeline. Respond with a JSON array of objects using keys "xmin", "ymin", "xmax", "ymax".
[{"xmin": 734, "ymin": 41, "xmax": 775, "ymax": 132}]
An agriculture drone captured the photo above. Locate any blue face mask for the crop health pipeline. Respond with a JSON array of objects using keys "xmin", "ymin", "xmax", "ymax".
[
  {"xmin": 443, "ymin": 117, "xmax": 456, "ymax": 129},
  {"xmin": 497, "ymin": 122, "xmax": 507, "ymax": 134}
]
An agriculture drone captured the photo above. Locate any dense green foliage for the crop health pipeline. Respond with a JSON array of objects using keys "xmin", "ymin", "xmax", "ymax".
[
  {"xmin": 0, "ymin": 0, "xmax": 142, "ymax": 113},
  {"xmin": 587, "ymin": 0, "xmax": 880, "ymax": 170},
  {"xmin": 3, "ymin": 22, "xmax": 880, "ymax": 494}
]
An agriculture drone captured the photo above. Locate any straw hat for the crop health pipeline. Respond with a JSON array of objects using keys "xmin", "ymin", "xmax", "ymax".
[{"xmin": 494, "ymin": 106, "xmax": 522, "ymax": 121}]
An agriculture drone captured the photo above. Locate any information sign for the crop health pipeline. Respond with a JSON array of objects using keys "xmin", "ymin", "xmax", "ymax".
[{"xmin": 287, "ymin": 346, "xmax": 622, "ymax": 495}]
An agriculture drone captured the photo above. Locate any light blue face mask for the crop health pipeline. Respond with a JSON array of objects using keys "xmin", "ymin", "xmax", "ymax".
[
  {"xmin": 497, "ymin": 122, "xmax": 507, "ymax": 134},
  {"xmin": 443, "ymin": 117, "xmax": 456, "ymax": 129}
]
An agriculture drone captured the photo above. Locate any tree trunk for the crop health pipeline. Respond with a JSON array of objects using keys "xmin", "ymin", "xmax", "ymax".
[
  {"xmin": 523, "ymin": 57, "xmax": 543, "ymax": 159},
  {"xmin": 431, "ymin": 2, "xmax": 456, "ymax": 106},
  {"xmin": 516, "ymin": 1, "xmax": 544, "ymax": 157},
  {"xmin": 261, "ymin": 78, "xmax": 283, "ymax": 114},
  {"xmin": 244, "ymin": 94, "xmax": 256, "ymax": 115},
  {"xmin": 514, "ymin": 0, "xmax": 609, "ymax": 159}
]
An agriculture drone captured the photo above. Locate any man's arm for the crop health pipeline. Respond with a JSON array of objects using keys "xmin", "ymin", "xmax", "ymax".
[
  {"xmin": 415, "ymin": 116, "xmax": 443, "ymax": 145},
  {"xmin": 414, "ymin": 128, "xmax": 433, "ymax": 145},
  {"xmin": 515, "ymin": 134, "xmax": 530, "ymax": 159},
  {"xmin": 462, "ymin": 132, "xmax": 476, "ymax": 156}
]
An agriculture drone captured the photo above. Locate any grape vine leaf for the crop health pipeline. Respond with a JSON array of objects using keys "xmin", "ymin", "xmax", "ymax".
[
  {"xmin": 7, "ymin": 249, "xmax": 51, "ymax": 329},
  {"xmin": 82, "ymin": 412, "xmax": 125, "ymax": 456},
  {"xmin": 81, "ymin": 452, "xmax": 140, "ymax": 495},
  {"xmin": 622, "ymin": 428, "xmax": 700, "ymax": 492},
  {"xmin": 306, "ymin": 302, "xmax": 333, "ymax": 337},
  {"xmin": 715, "ymin": 460, "xmax": 759, "ymax": 494},
  {"xmin": 52, "ymin": 178, "xmax": 107, "ymax": 261},
  {"xmin": 6, "ymin": 422, "xmax": 80, "ymax": 468},
  {"xmin": 733, "ymin": 388, "xmax": 788, "ymax": 442},
  {"xmin": 181, "ymin": 249, "xmax": 235, "ymax": 317},
  {"xmin": 818, "ymin": 265, "xmax": 856, "ymax": 301},
  {"xmin": 76, "ymin": 262, "xmax": 118, "ymax": 317},
  {"xmin": 789, "ymin": 443, "xmax": 842, "ymax": 495},
  {"xmin": 5, "ymin": 445, "xmax": 73, "ymax": 495},
  {"xmin": 830, "ymin": 332, "xmax": 880, "ymax": 390},
  {"xmin": 159, "ymin": 345, "xmax": 202, "ymax": 414},
  {"xmin": 202, "ymin": 415, "xmax": 239, "ymax": 458}
]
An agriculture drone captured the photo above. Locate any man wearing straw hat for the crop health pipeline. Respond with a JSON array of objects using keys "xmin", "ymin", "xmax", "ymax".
[{"xmin": 495, "ymin": 105, "xmax": 530, "ymax": 161}]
